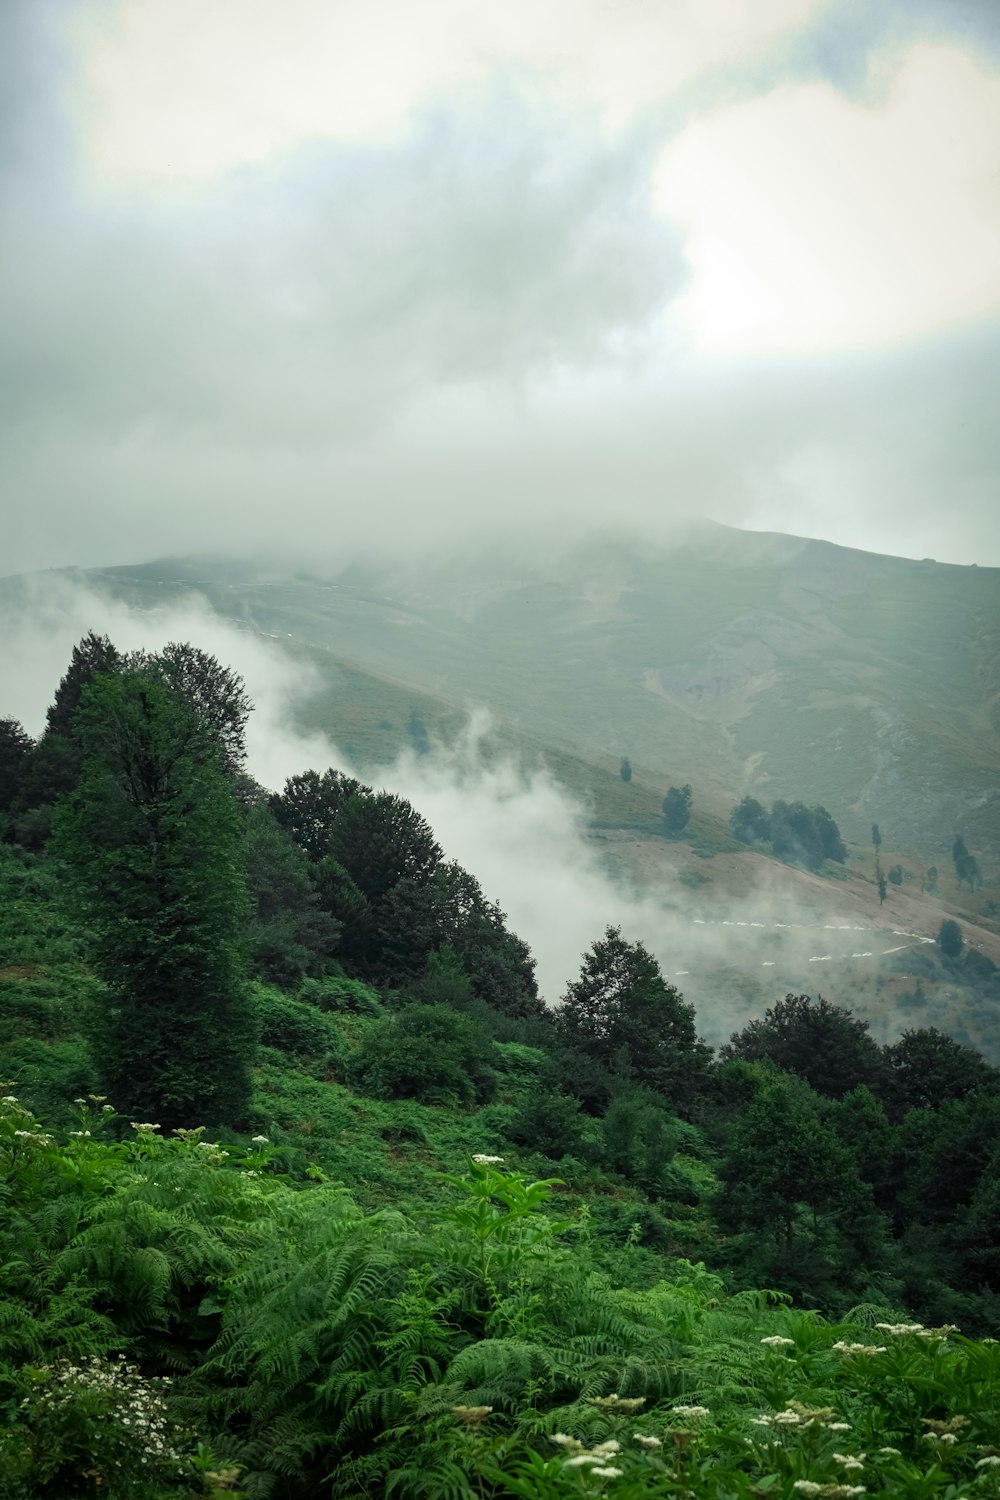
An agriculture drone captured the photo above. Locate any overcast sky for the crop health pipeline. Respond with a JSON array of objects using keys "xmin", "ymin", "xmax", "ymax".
[{"xmin": 4, "ymin": 0, "xmax": 1000, "ymax": 574}]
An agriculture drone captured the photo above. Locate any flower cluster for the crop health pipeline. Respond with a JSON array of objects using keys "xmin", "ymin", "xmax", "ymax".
[
  {"xmin": 761, "ymin": 1335, "xmax": 796, "ymax": 1348},
  {"xmin": 550, "ymin": 1434, "xmax": 623, "ymax": 1477},
  {"xmin": 831, "ymin": 1341, "xmax": 887, "ymax": 1356},
  {"xmin": 670, "ymin": 1405, "xmax": 710, "ymax": 1419},
  {"xmin": 20, "ymin": 1355, "xmax": 184, "ymax": 1476},
  {"xmin": 751, "ymin": 1402, "xmax": 847, "ymax": 1432},
  {"xmin": 792, "ymin": 1484, "xmax": 865, "ymax": 1498},
  {"xmin": 585, "ymin": 1394, "xmax": 646, "ymax": 1414},
  {"xmin": 874, "ymin": 1321, "xmax": 958, "ymax": 1339},
  {"xmin": 452, "ymin": 1404, "xmax": 493, "ymax": 1426},
  {"xmin": 471, "ymin": 1153, "xmax": 505, "ymax": 1165}
]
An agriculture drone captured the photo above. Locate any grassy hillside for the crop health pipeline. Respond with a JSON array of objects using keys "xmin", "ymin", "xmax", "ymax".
[{"xmin": 42, "ymin": 523, "xmax": 998, "ymax": 866}]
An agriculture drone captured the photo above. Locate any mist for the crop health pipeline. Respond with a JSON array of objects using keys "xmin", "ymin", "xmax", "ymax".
[{"xmin": 1, "ymin": 577, "xmax": 938, "ymax": 1046}]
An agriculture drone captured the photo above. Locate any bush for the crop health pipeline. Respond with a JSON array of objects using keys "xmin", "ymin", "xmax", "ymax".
[
  {"xmin": 252, "ymin": 985, "xmax": 345, "ymax": 1058},
  {"xmin": 298, "ymin": 974, "xmax": 384, "ymax": 1016},
  {"xmin": 350, "ymin": 1003, "xmax": 499, "ymax": 1106}
]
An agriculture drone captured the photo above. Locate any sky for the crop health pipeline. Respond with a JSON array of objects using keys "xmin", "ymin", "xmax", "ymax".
[{"xmin": 3, "ymin": 0, "xmax": 1000, "ymax": 573}]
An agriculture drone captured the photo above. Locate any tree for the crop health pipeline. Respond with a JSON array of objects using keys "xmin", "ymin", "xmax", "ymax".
[
  {"xmin": 721, "ymin": 993, "xmax": 882, "ymax": 1098},
  {"xmin": 0, "ymin": 718, "xmax": 32, "ymax": 820},
  {"xmin": 662, "ymin": 784, "xmax": 692, "ymax": 835},
  {"xmin": 888, "ymin": 864, "xmax": 904, "ymax": 886},
  {"xmin": 46, "ymin": 631, "xmax": 123, "ymax": 737},
  {"xmin": 269, "ymin": 768, "xmax": 366, "ymax": 860},
  {"xmin": 877, "ymin": 865, "xmax": 887, "ymax": 905},
  {"xmin": 730, "ymin": 796, "xmax": 771, "ymax": 844},
  {"xmin": 241, "ymin": 802, "xmax": 341, "ymax": 985},
  {"xmin": 881, "ymin": 1028, "xmax": 998, "ymax": 1119},
  {"xmin": 131, "ymin": 642, "xmax": 253, "ymax": 777},
  {"xmin": 952, "ymin": 835, "xmax": 982, "ymax": 890},
  {"xmin": 329, "ymin": 791, "xmax": 442, "ymax": 902},
  {"xmin": 619, "ymin": 758, "xmax": 632, "ymax": 784},
  {"xmin": 871, "ymin": 823, "xmax": 882, "ymax": 851},
  {"xmin": 937, "ymin": 919, "xmax": 964, "ymax": 960},
  {"xmin": 407, "ymin": 708, "xmax": 430, "ymax": 757},
  {"xmin": 558, "ymin": 926, "xmax": 710, "ymax": 1109},
  {"xmin": 51, "ymin": 671, "xmax": 254, "ymax": 1130},
  {"xmin": 924, "ymin": 866, "xmax": 939, "ymax": 894}
]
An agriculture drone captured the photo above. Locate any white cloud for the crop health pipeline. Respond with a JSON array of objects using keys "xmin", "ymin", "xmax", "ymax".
[
  {"xmin": 654, "ymin": 44, "xmax": 1000, "ymax": 355},
  {"xmin": 73, "ymin": 0, "xmax": 822, "ymax": 184}
]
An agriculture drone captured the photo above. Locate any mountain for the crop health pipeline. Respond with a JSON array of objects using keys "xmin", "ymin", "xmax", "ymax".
[{"xmin": 29, "ymin": 521, "xmax": 997, "ymax": 864}]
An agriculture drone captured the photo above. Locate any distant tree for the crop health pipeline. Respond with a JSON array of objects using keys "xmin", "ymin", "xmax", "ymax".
[
  {"xmin": 924, "ymin": 867, "xmax": 939, "ymax": 895},
  {"xmin": 730, "ymin": 795, "xmax": 771, "ymax": 844},
  {"xmin": 619, "ymin": 757, "xmax": 632, "ymax": 784},
  {"xmin": 558, "ymin": 926, "xmax": 710, "ymax": 1109},
  {"xmin": 871, "ymin": 823, "xmax": 882, "ymax": 851},
  {"xmin": 269, "ymin": 768, "xmax": 366, "ymax": 860},
  {"xmin": 407, "ymin": 708, "xmax": 430, "ymax": 758},
  {"xmin": 937, "ymin": 919, "xmax": 964, "ymax": 960},
  {"xmin": 51, "ymin": 671, "xmax": 254, "ymax": 1130},
  {"xmin": 953, "ymin": 835, "xmax": 982, "ymax": 890},
  {"xmin": 888, "ymin": 864, "xmax": 904, "ymax": 886},
  {"xmin": 662, "ymin": 784, "xmax": 692, "ymax": 836},
  {"xmin": 721, "ymin": 993, "xmax": 882, "ymax": 1098},
  {"xmin": 876, "ymin": 861, "xmax": 887, "ymax": 905}
]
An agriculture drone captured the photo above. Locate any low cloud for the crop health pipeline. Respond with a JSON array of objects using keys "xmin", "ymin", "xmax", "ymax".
[{"xmin": 1, "ymin": 578, "xmax": 935, "ymax": 1044}]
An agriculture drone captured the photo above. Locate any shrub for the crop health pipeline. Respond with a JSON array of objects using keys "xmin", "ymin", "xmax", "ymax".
[{"xmin": 350, "ymin": 1004, "xmax": 499, "ymax": 1106}]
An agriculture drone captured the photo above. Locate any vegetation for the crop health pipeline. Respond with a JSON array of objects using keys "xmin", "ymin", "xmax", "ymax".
[
  {"xmin": 729, "ymin": 798, "xmax": 847, "ymax": 871},
  {"xmin": 2, "ymin": 635, "xmax": 1000, "ymax": 1498}
]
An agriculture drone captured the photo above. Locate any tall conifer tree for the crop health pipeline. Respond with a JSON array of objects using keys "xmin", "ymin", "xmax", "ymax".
[{"xmin": 52, "ymin": 671, "xmax": 254, "ymax": 1129}]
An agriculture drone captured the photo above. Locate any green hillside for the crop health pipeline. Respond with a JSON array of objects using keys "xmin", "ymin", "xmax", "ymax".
[{"xmin": 41, "ymin": 523, "xmax": 998, "ymax": 864}]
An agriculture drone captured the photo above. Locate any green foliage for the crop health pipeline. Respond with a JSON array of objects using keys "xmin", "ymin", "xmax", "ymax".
[
  {"xmin": 351, "ymin": 1004, "xmax": 500, "ymax": 1106},
  {"xmin": 721, "ymin": 994, "xmax": 882, "ymax": 1099},
  {"xmin": 558, "ymin": 927, "xmax": 711, "ymax": 1110},
  {"xmin": 619, "ymin": 758, "xmax": 632, "ymax": 784},
  {"xmin": 50, "ymin": 671, "xmax": 254, "ymax": 1131},
  {"xmin": 937, "ymin": 919, "xmax": 964, "ymax": 959},
  {"xmin": 730, "ymin": 796, "xmax": 847, "ymax": 868},
  {"xmin": 241, "ymin": 802, "xmax": 340, "ymax": 984},
  {"xmin": 661, "ymin": 784, "xmax": 692, "ymax": 835},
  {"xmin": 252, "ymin": 983, "xmax": 345, "ymax": 1061}
]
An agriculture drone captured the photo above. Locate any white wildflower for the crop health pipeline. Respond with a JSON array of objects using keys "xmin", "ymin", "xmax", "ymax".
[
  {"xmin": 471, "ymin": 1153, "xmax": 504, "ymax": 1165},
  {"xmin": 877, "ymin": 1447, "xmax": 901, "ymax": 1456},
  {"xmin": 591, "ymin": 1467, "xmax": 623, "ymax": 1479},
  {"xmin": 875, "ymin": 1322, "xmax": 924, "ymax": 1335},
  {"xmin": 130, "ymin": 1122, "xmax": 161, "ymax": 1133},
  {"xmin": 827, "ymin": 1422, "xmax": 852, "ymax": 1432},
  {"xmin": 564, "ymin": 1455, "xmax": 601, "ymax": 1469},
  {"xmin": 634, "ymin": 1434, "xmax": 662, "ymax": 1450},
  {"xmin": 672, "ymin": 1405, "xmax": 710, "ymax": 1418},
  {"xmin": 833, "ymin": 1453, "xmax": 865, "ymax": 1470},
  {"xmin": 251, "ymin": 1134, "xmax": 269, "ymax": 1144},
  {"xmin": 792, "ymin": 1485, "xmax": 823, "ymax": 1497},
  {"xmin": 760, "ymin": 1336, "xmax": 795, "ymax": 1348},
  {"xmin": 976, "ymin": 1457, "xmax": 1000, "ymax": 1469}
]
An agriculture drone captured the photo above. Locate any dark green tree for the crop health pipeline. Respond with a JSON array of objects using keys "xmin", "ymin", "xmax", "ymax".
[
  {"xmin": 0, "ymin": 718, "xmax": 32, "ymax": 822},
  {"xmin": 242, "ymin": 802, "xmax": 341, "ymax": 985},
  {"xmin": 46, "ymin": 631, "xmax": 123, "ymax": 737},
  {"xmin": 952, "ymin": 835, "xmax": 982, "ymax": 890},
  {"xmin": 619, "ymin": 757, "xmax": 632, "ymax": 784},
  {"xmin": 924, "ymin": 865, "xmax": 939, "ymax": 894},
  {"xmin": 131, "ymin": 642, "xmax": 253, "ymax": 777},
  {"xmin": 937, "ymin": 919, "xmax": 964, "ymax": 959},
  {"xmin": 730, "ymin": 796, "xmax": 771, "ymax": 844},
  {"xmin": 888, "ymin": 864, "xmax": 904, "ymax": 886},
  {"xmin": 720, "ymin": 993, "xmax": 882, "ymax": 1098},
  {"xmin": 329, "ymin": 791, "xmax": 442, "ymax": 902},
  {"xmin": 558, "ymin": 926, "xmax": 710, "ymax": 1109},
  {"xmin": 51, "ymin": 671, "xmax": 254, "ymax": 1129},
  {"xmin": 877, "ymin": 864, "xmax": 887, "ymax": 905},
  {"xmin": 880, "ymin": 1027, "xmax": 998, "ymax": 1119},
  {"xmin": 871, "ymin": 823, "xmax": 882, "ymax": 851},
  {"xmin": 661, "ymin": 784, "xmax": 692, "ymax": 835},
  {"xmin": 269, "ymin": 768, "xmax": 366, "ymax": 860}
]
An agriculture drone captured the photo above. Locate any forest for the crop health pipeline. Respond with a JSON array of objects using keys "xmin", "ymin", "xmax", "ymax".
[{"xmin": 1, "ymin": 633, "xmax": 999, "ymax": 1499}]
